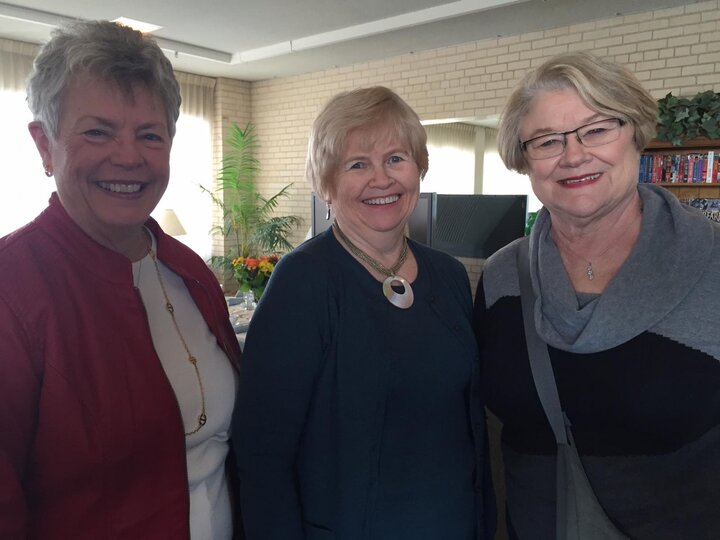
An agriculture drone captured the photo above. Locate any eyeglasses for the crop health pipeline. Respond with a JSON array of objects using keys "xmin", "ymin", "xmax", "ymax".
[{"xmin": 520, "ymin": 118, "xmax": 626, "ymax": 160}]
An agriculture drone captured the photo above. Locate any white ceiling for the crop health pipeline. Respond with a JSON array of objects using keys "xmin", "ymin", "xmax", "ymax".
[{"xmin": 0, "ymin": 0, "xmax": 695, "ymax": 81}]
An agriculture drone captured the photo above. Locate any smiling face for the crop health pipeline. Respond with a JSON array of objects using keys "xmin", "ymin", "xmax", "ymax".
[
  {"xmin": 519, "ymin": 89, "xmax": 640, "ymax": 225},
  {"xmin": 29, "ymin": 74, "xmax": 171, "ymax": 251},
  {"xmin": 329, "ymin": 125, "xmax": 420, "ymax": 248}
]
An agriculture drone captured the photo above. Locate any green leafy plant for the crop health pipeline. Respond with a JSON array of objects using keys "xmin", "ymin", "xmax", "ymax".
[
  {"xmin": 657, "ymin": 91, "xmax": 720, "ymax": 145},
  {"xmin": 201, "ymin": 122, "xmax": 302, "ymax": 273}
]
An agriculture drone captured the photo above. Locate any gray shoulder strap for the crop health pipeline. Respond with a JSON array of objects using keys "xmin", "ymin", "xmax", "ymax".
[{"xmin": 516, "ymin": 238, "xmax": 568, "ymax": 445}]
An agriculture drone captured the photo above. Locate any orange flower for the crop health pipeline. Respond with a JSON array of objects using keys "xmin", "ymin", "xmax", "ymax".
[
  {"xmin": 258, "ymin": 260, "xmax": 274, "ymax": 274},
  {"xmin": 232, "ymin": 253, "xmax": 281, "ymax": 301}
]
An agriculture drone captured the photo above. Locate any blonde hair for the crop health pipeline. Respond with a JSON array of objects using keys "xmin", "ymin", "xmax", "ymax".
[
  {"xmin": 497, "ymin": 51, "xmax": 657, "ymax": 174},
  {"xmin": 306, "ymin": 86, "xmax": 428, "ymax": 200}
]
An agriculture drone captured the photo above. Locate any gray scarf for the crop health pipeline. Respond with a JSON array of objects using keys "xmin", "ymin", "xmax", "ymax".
[{"xmin": 531, "ymin": 184, "xmax": 715, "ymax": 353}]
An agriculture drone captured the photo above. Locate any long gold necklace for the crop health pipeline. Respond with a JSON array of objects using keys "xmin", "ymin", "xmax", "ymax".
[
  {"xmin": 332, "ymin": 220, "xmax": 414, "ymax": 309},
  {"xmin": 147, "ymin": 248, "xmax": 207, "ymax": 436}
]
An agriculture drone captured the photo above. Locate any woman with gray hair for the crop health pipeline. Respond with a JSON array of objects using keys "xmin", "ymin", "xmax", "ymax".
[
  {"xmin": 474, "ymin": 51, "xmax": 720, "ymax": 538},
  {"xmin": 234, "ymin": 86, "xmax": 495, "ymax": 539},
  {"xmin": 0, "ymin": 20, "xmax": 242, "ymax": 539}
]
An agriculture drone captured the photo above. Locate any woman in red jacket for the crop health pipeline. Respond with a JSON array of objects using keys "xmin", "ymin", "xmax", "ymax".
[{"xmin": 0, "ymin": 20, "xmax": 242, "ymax": 539}]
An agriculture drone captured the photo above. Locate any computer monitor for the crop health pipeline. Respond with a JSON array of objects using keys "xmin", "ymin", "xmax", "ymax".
[
  {"xmin": 310, "ymin": 193, "xmax": 333, "ymax": 236},
  {"xmin": 431, "ymin": 194, "xmax": 527, "ymax": 258},
  {"xmin": 311, "ymin": 192, "xmax": 527, "ymax": 259},
  {"xmin": 407, "ymin": 192, "xmax": 435, "ymax": 245},
  {"xmin": 311, "ymin": 192, "xmax": 435, "ymax": 239}
]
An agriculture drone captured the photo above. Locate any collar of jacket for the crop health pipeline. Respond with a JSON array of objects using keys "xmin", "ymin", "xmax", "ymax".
[{"xmin": 41, "ymin": 193, "xmax": 200, "ymax": 287}]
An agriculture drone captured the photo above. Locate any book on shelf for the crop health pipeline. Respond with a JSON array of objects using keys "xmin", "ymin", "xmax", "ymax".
[
  {"xmin": 705, "ymin": 155, "xmax": 712, "ymax": 183},
  {"xmin": 639, "ymin": 150, "xmax": 720, "ymax": 184},
  {"xmin": 685, "ymin": 197, "xmax": 720, "ymax": 222}
]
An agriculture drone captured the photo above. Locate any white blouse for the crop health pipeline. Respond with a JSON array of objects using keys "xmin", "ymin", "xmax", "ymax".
[{"xmin": 133, "ymin": 233, "xmax": 236, "ymax": 540}]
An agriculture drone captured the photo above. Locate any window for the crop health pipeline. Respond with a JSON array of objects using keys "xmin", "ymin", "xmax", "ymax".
[
  {"xmin": 482, "ymin": 127, "xmax": 542, "ymax": 212},
  {"xmin": 0, "ymin": 43, "xmax": 54, "ymax": 238},
  {"xmin": 423, "ymin": 123, "xmax": 476, "ymax": 194},
  {"xmin": 0, "ymin": 88, "xmax": 55, "ymax": 237},
  {"xmin": 159, "ymin": 73, "xmax": 215, "ymax": 260}
]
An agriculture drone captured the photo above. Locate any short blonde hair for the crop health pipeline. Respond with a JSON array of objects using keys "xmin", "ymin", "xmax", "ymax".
[
  {"xmin": 497, "ymin": 51, "xmax": 658, "ymax": 174},
  {"xmin": 306, "ymin": 86, "xmax": 428, "ymax": 201}
]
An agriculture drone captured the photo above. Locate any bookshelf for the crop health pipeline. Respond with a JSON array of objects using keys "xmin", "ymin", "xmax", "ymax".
[{"xmin": 640, "ymin": 138, "xmax": 720, "ymax": 200}]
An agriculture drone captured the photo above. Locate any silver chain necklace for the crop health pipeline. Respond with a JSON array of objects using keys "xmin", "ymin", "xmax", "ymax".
[
  {"xmin": 554, "ymin": 206, "xmax": 642, "ymax": 281},
  {"xmin": 332, "ymin": 221, "xmax": 414, "ymax": 309}
]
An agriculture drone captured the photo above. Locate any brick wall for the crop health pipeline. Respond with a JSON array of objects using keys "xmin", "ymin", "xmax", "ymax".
[
  {"xmin": 235, "ymin": 1, "xmax": 720, "ymax": 292},
  {"xmin": 247, "ymin": 0, "xmax": 720, "ymax": 254},
  {"xmin": 211, "ymin": 77, "xmax": 252, "ymax": 289}
]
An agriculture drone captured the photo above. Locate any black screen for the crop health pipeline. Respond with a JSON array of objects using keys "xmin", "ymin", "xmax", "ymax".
[
  {"xmin": 431, "ymin": 194, "xmax": 527, "ymax": 258},
  {"xmin": 310, "ymin": 193, "xmax": 332, "ymax": 236},
  {"xmin": 311, "ymin": 192, "xmax": 527, "ymax": 259},
  {"xmin": 407, "ymin": 192, "xmax": 435, "ymax": 245},
  {"xmin": 311, "ymin": 192, "xmax": 433, "ymax": 238}
]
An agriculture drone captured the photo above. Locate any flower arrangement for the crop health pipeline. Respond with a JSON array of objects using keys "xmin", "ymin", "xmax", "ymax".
[{"xmin": 231, "ymin": 254, "xmax": 279, "ymax": 301}]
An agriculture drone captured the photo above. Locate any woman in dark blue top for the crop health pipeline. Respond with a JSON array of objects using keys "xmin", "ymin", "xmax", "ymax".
[{"xmin": 233, "ymin": 86, "xmax": 494, "ymax": 540}]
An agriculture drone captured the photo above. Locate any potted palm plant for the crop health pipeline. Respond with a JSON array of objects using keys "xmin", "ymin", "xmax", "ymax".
[{"xmin": 202, "ymin": 122, "xmax": 302, "ymax": 298}]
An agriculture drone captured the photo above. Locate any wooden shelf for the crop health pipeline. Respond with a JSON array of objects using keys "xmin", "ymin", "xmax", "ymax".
[
  {"xmin": 642, "ymin": 139, "xmax": 720, "ymax": 197},
  {"xmin": 656, "ymin": 182, "xmax": 719, "ymax": 187},
  {"xmin": 645, "ymin": 138, "xmax": 720, "ymax": 151},
  {"xmin": 655, "ymin": 184, "xmax": 720, "ymax": 199}
]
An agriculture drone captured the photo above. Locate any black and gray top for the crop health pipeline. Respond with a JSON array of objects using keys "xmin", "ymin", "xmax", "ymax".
[{"xmin": 475, "ymin": 184, "xmax": 720, "ymax": 539}]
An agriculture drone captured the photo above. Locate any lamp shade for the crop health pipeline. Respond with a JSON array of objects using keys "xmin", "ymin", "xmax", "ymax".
[{"xmin": 157, "ymin": 209, "xmax": 186, "ymax": 236}]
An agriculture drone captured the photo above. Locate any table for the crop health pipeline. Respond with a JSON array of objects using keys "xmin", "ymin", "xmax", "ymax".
[{"xmin": 227, "ymin": 300, "xmax": 255, "ymax": 350}]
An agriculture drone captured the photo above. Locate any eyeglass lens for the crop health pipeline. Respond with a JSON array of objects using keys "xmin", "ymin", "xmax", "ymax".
[{"xmin": 522, "ymin": 118, "xmax": 623, "ymax": 159}]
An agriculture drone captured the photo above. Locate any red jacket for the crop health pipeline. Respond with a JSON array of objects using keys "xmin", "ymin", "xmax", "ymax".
[{"xmin": 0, "ymin": 194, "xmax": 242, "ymax": 539}]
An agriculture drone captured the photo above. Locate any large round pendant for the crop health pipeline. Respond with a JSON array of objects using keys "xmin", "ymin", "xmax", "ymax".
[{"xmin": 382, "ymin": 274, "xmax": 414, "ymax": 309}]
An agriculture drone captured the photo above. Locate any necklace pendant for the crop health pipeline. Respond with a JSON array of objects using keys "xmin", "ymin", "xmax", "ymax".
[
  {"xmin": 198, "ymin": 413, "xmax": 207, "ymax": 426},
  {"xmin": 586, "ymin": 262, "xmax": 595, "ymax": 281},
  {"xmin": 382, "ymin": 275, "xmax": 414, "ymax": 309}
]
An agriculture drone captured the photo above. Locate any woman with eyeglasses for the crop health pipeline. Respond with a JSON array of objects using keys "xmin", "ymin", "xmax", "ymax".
[{"xmin": 474, "ymin": 52, "xmax": 720, "ymax": 539}]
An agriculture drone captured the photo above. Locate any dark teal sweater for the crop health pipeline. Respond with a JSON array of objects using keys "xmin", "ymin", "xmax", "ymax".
[{"xmin": 233, "ymin": 229, "xmax": 494, "ymax": 540}]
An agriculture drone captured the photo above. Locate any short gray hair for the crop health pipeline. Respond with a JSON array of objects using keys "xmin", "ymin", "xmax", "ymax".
[
  {"xmin": 497, "ymin": 51, "xmax": 658, "ymax": 174},
  {"xmin": 306, "ymin": 86, "xmax": 428, "ymax": 201},
  {"xmin": 27, "ymin": 20, "xmax": 181, "ymax": 139}
]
